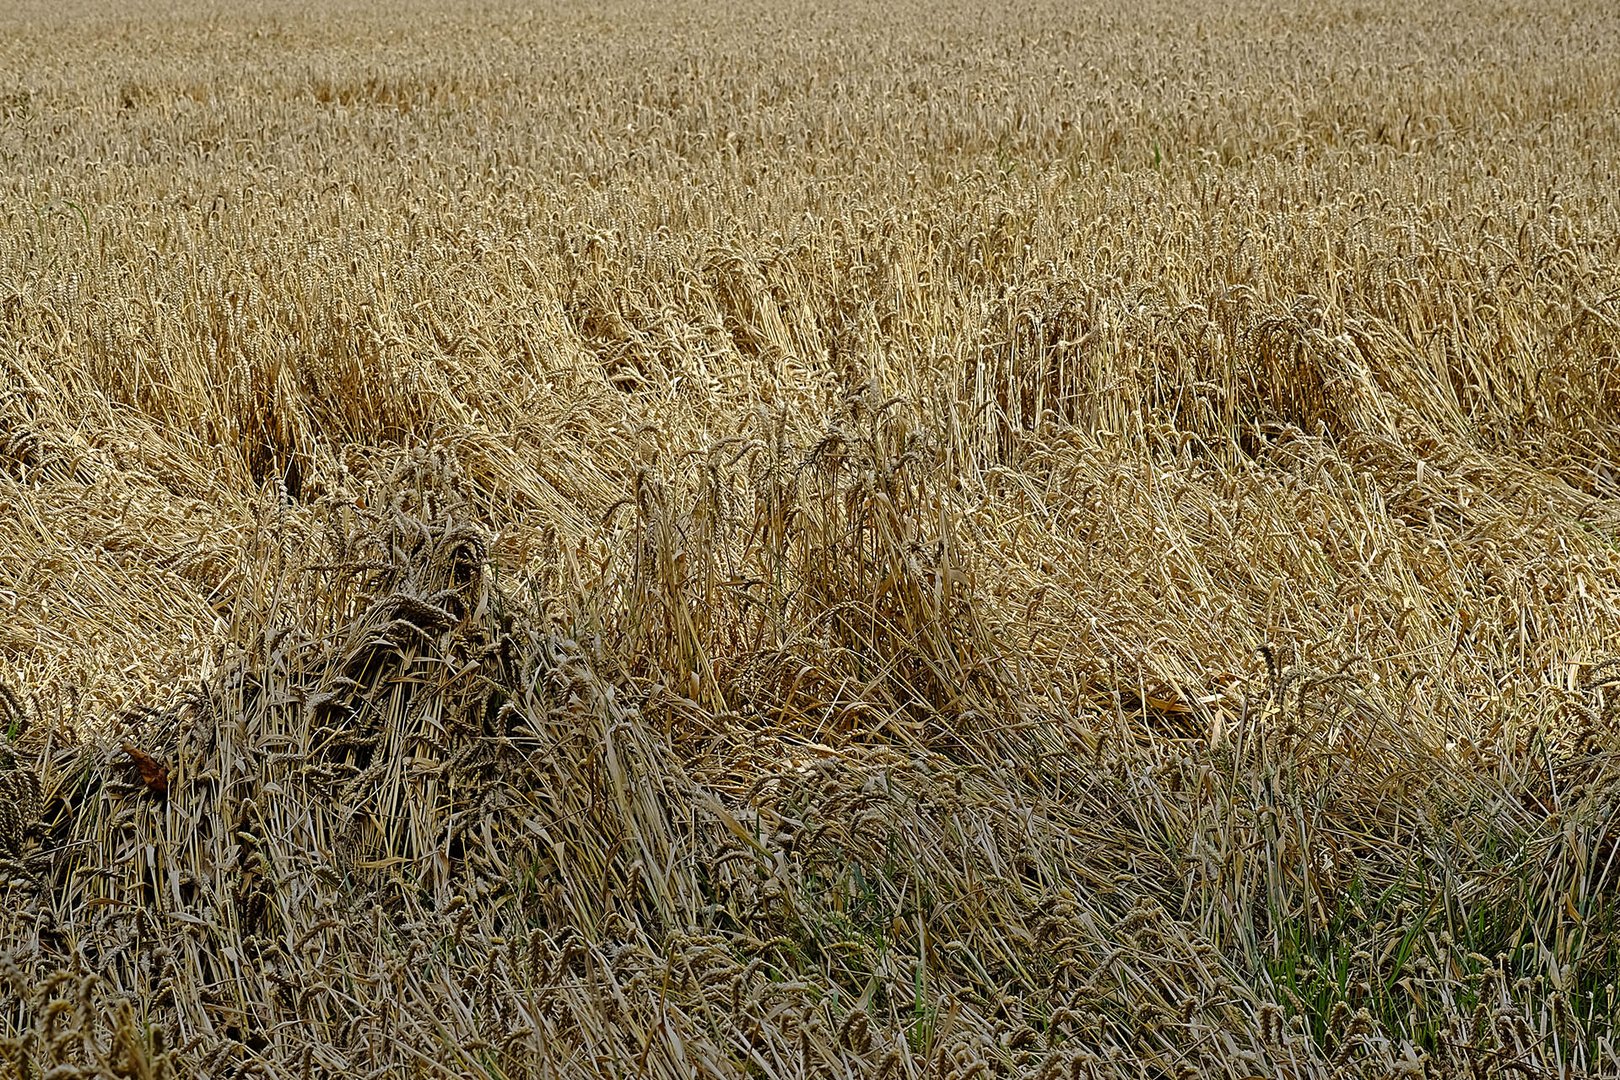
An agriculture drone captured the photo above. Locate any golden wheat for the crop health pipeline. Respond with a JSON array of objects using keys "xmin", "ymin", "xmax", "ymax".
[{"xmin": 3, "ymin": 0, "xmax": 1620, "ymax": 1075}]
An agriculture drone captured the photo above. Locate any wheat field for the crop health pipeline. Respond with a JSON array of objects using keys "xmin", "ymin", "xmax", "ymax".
[{"xmin": 2, "ymin": 0, "xmax": 1620, "ymax": 1075}]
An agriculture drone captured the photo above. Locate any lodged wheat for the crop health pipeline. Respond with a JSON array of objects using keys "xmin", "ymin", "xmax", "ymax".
[{"xmin": 3, "ymin": 0, "xmax": 1620, "ymax": 1075}]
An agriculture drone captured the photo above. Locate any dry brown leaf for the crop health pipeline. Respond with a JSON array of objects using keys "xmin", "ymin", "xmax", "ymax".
[{"xmin": 121, "ymin": 743, "xmax": 169, "ymax": 797}]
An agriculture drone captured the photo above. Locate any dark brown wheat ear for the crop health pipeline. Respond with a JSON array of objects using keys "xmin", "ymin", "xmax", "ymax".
[
  {"xmin": 0, "ymin": 682, "xmax": 36, "ymax": 856},
  {"xmin": 0, "ymin": 746, "xmax": 40, "ymax": 863}
]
